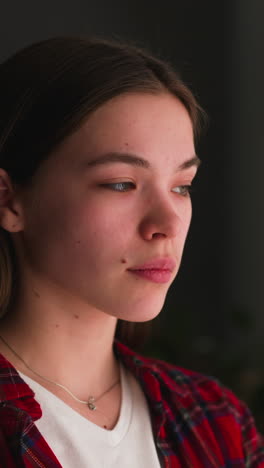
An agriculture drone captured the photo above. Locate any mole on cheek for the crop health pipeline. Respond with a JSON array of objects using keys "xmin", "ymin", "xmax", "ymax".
[
  {"xmin": 121, "ymin": 258, "xmax": 127, "ymax": 264},
  {"xmin": 33, "ymin": 290, "xmax": 40, "ymax": 298},
  {"xmin": 55, "ymin": 324, "xmax": 59, "ymax": 328},
  {"xmin": 74, "ymin": 314, "xmax": 79, "ymax": 319}
]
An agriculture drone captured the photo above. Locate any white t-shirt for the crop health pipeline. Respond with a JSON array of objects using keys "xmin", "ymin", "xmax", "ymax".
[{"xmin": 19, "ymin": 364, "xmax": 161, "ymax": 467}]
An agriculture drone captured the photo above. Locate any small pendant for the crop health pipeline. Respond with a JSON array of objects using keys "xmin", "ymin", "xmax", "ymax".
[{"xmin": 88, "ymin": 396, "xmax": 96, "ymax": 411}]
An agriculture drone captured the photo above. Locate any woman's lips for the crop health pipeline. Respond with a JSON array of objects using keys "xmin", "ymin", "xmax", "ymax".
[
  {"xmin": 127, "ymin": 258, "xmax": 176, "ymax": 284},
  {"xmin": 128, "ymin": 269, "xmax": 173, "ymax": 283}
]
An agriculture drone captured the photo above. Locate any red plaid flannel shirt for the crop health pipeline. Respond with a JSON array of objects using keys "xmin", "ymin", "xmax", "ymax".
[{"xmin": 0, "ymin": 340, "xmax": 263, "ymax": 467}]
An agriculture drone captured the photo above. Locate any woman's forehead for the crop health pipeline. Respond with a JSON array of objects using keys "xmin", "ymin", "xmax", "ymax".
[
  {"xmin": 34, "ymin": 92, "xmax": 194, "ymax": 184},
  {"xmin": 58, "ymin": 93, "xmax": 194, "ymax": 164}
]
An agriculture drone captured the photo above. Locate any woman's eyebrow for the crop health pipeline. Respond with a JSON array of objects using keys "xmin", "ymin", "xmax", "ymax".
[
  {"xmin": 83, "ymin": 152, "xmax": 200, "ymax": 170},
  {"xmin": 178, "ymin": 155, "xmax": 201, "ymax": 170}
]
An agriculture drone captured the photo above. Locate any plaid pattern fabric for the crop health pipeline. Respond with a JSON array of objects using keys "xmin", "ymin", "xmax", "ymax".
[{"xmin": 0, "ymin": 340, "xmax": 263, "ymax": 467}]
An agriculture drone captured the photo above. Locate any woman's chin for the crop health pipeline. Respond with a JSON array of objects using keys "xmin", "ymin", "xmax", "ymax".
[{"xmin": 113, "ymin": 299, "xmax": 165, "ymax": 323}]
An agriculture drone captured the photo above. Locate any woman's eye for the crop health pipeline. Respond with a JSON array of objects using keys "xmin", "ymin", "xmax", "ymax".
[
  {"xmin": 172, "ymin": 185, "xmax": 192, "ymax": 196},
  {"xmin": 101, "ymin": 182, "xmax": 136, "ymax": 192}
]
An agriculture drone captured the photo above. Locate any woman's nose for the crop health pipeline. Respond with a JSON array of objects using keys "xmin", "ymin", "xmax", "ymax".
[{"xmin": 138, "ymin": 194, "xmax": 183, "ymax": 241}]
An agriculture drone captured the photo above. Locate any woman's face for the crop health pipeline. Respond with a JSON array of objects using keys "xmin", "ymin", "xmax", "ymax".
[{"xmin": 16, "ymin": 92, "xmax": 198, "ymax": 322}]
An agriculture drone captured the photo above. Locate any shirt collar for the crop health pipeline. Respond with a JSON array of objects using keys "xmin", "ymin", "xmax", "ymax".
[
  {"xmin": 0, "ymin": 352, "xmax": 34, "ymax": 402},
  {"xmin": 0, "ymin": 341, "xmax": 148, "ymax": 404},
  {"xmin": 0, "ymin": 340, "xmax": 191, "ymax": 399},
  {"xmin": 114, "ymin": 340, "xmax": 190, "ymax": 396},
  {"xmin": 0, "ymin": 340, "xmax": 190, "ymax": 425}
]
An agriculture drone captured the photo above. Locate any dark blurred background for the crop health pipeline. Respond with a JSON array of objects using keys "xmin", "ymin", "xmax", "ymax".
[{"xmin": 1, "ymin": 1, "xmax": 264, "ymax": 430}]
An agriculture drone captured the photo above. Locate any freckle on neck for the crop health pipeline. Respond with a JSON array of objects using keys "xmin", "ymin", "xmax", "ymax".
[{"xmin": 74, "ymin": 314, "xmax": 79, "ymax": 319}]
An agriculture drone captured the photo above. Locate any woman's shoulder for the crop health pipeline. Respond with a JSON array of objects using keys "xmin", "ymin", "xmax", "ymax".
[
  {"xmin": 115, "ymin": 340, "xmax": 264, "ymax": 462},
  {"xmin": 115, "ymin": 340, "xmax": 260, "ymax": 430},
  {"xmin": 141, "ymin": 353, "xmax": 249, "ymax": 419}
]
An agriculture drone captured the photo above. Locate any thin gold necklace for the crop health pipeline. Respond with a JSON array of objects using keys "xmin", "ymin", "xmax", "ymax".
[{"xmin": 0, "ymin": 334, "xmax": 120, "ymax": 411}]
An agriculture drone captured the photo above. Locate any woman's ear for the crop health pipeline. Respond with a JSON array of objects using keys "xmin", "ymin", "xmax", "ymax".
[{"xmin": 0, "ymin": 169, "xmax": 24, "ymax": 233}]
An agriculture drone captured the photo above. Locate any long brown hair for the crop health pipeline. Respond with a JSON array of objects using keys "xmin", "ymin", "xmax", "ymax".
[{"xmin": 0, "ymin": 36, "xmax": 205, "ymax": 347}]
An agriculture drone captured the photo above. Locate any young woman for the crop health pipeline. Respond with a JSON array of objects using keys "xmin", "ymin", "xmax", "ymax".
[{"xmin": 0, "ymin": 36, "xmax": 263, "ymax": 468}]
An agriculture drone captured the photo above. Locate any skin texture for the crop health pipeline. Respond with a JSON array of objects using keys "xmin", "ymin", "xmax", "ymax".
[{"xmin": 0, "ymin": 92, "xmax": 198, "ymax": 426}]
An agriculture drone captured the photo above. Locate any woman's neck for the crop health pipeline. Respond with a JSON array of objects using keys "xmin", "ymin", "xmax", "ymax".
[{"xmin": 0, "ymin": 300, "xmax": 119, "ymax": 401}]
